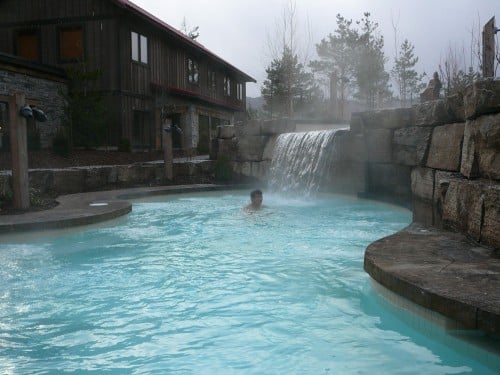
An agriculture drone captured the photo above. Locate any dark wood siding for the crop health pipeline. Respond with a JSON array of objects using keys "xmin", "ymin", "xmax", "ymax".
[{"xmin": 0, "ymin": 0, "xmax": 250, "ymax": 147}]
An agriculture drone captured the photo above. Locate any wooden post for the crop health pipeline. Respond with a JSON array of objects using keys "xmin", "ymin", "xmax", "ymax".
[
  {"xmin": 9, "ymin": 93, "xmax": 30, "ymax": 209},
  {"xmin": 162, "ymin": 119, "xmax": 173, "ymax": 181},
  {"xmin": 482, "ymin": 16, "xmax": 496, "ymax": 78}
]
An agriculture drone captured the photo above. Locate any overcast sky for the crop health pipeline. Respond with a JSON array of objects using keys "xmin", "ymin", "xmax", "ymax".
[{"xmin": 133, "ymin": 0, "xmax": 498, "ymax": 97}]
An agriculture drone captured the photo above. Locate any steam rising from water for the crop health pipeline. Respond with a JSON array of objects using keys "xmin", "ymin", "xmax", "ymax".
[{"xmin": 268, "ymin": 130, "xmax": 339, "ymax": 195}]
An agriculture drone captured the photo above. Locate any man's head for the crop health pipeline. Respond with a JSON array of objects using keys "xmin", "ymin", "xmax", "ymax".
[{"xmin": 250, "ymin": 189, "xmax": 263, "ymax": 208}]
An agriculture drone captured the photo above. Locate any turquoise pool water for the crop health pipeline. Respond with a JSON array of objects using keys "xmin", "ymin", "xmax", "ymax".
[{"xmin": 0, "ymin": 191, "xmax": 498, "ymax": 374}]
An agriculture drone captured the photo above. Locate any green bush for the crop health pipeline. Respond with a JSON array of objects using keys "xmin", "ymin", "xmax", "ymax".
[
  {"xmin": 52, "ymin": 131, "xmax": 71, "ymax": 157},
  {"xmin": 0, "ymin": 191, "xmax": 13, "ymax": 210},
  {"xmin": 118, "ymin": 138, "xmax": 131, "ymax": 152}
]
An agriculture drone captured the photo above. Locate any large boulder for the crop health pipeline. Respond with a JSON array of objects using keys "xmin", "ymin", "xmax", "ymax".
[
  {"xmin": 393, "ymin": 126, "xmax": 433, "ymax": 166},
  {"xmin": 463, "ymin": 78, "xmax": 500, "ymax": 120},
  {"xmin": 236, "ymin": 135, "xmax": 270, "ymax": 162},
  {"xmin": 426, "ymin": 123, "xmax": 465, "ymax": 171},
  {"xmin": 359, "ymin": 107, "xmax": 414, "ymax": 129},
  {"xmin": 366, "ymin": 163, "xmax": 411, "ymax": 198},
  {"xmin": 364, "ymin": 128, "xmax": 393, "ymax": 163},
  {"xmin": 441, "ymin": 178, "xmax": 499, "ymax": 247},
  {"xmin": 460, "ymin": 114, "xmax": 500, "ymax": 180},
  {"xmin": 413, "ymin": 99, "xmax": 454, "ymax": 126},
  {"xmin": 411, "ymin": 167, "xmax": 434, "ymax": 201},
  {"xmin": 52, "ymin": 168, "xmax": 86, "ymax": 194}
]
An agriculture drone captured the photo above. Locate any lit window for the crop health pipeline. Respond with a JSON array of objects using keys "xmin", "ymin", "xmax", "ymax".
[
  {"xmin": 131, "ymin": 31, "xmax": 148, "ymax": 64},
  {"xmin": 187, "ymin": 58, "xmax": 199, "ymax": 84},
  {"xmin": 59, "ymin": 27, "xmax": 83, "ymax": 61},
  {"xmin": 224, "ymin": 76, "xmax": 231, "ymax": 96},
  {"xmin": 237, "ymin": 83, "xmax": 243, "ymax": 101},
  {"xmin": 16, "ymin": 30, "xmax": 39, "ymax": 61}
]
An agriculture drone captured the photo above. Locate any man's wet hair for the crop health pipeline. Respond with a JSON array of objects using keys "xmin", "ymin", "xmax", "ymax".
[{"xmin": 250, "ymin": 189, "xmax": 262, "ymax": 198}]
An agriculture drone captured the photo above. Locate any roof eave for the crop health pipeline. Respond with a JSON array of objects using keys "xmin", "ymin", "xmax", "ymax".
[{"xmin": 111, "ymin": 0, "xmax": 256, "ymax": 83}]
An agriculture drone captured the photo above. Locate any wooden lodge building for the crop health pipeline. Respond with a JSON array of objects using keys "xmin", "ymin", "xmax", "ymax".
[{"xmin": 0, "ymin": 0, "xmax": 255, "ymax": 153}]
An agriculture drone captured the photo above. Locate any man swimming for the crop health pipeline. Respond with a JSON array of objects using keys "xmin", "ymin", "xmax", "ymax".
[{"xmin": 244, "ymin": 189, "xmax": 264, "ymax": 211}]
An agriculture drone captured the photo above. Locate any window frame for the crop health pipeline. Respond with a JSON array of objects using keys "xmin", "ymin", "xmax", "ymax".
[
  {"xmin": 187, "ymin": 57, "xmax": 199, "ymax": 85},
  {"xmin": 207, "ymin": 68, "xmax": 216, "ymax": 92},
  {"xmin": 131, "ymin": 31, "xmax": 148, "ymax": 65},
  {"xmin": 236, "ymin": 82, "xmax": 243, "ymax": 101},
  {"xmin": 224, "ymin": 76, "xmax": 231, "ymax": 97},
  {"xmin": 15, "ymin": 28, "xmax": 41, "ymax": 62},
  {"xmin": 58, "ymin": 25, "xmax": 85, "ymax": 62}
]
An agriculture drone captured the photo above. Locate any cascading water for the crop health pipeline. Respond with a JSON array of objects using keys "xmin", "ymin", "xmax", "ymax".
[{"xmin": 268, "ymin": 129, "xmax": 340, "ymax": 195}]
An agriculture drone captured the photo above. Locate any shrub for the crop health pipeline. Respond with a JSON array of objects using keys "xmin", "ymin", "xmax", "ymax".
[
  {"xmin": 52, "ymin": 130, "xmax": 71, "ymax": 157},
  {"xmin": 118, "ymin": 138, "xmax": 131, "ymax": 152}
]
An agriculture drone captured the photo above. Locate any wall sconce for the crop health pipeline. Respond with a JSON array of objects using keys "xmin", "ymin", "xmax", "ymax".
[
  {"xmin": 18, "ymin": 105, "xmax": 47, "ymax": 122},
  {"xmin": 163, "ymin": 124, "xmax": 183, "ymax": 134},
  {"xmin": 19, "ymin": 105, "xmax": 33, "ymax": 118}
]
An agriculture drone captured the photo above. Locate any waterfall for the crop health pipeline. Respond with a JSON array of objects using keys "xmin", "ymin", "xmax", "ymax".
[{"xmin": 268, "ymin": 129, "xmax": 340, "ymax": 195}]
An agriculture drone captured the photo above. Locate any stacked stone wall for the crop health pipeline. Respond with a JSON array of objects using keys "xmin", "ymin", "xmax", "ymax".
[
  {"xmin": 0, "ymin": 69, "xmax": 67, "ymax": 148},
  {"xmin": 353, "ymin": 78, "xmax": 499, "ymax": 250},
  {"xmin": 0, "ymin": 160, "xmax": 214, "ymax": 198}
]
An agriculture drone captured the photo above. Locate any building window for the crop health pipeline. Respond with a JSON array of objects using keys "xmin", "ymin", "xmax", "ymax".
[
  {"xmin": 187, "ymin": 58, "xmax": 199, "ymax": 84},
  {"xmin": 224, "ymin": 76, "xmax": 231, "ymax": 96},
  {"xmin": 16, "ymin": 30, "xmax": 40, "ymax": 61},
  {"xmin": 59, "ymin": 26, "xmax": 84, "ymax": 61},
  {"xmin": 208, "ymin": 69, "xmax": 216, "ymax": 92},
  {"xmin": 237, "ymin": 83, "xmax": 243, "ymax": 101},
  {"xmin": 131, "ymin": 31, "xmax": 148, "ymax": 64}
]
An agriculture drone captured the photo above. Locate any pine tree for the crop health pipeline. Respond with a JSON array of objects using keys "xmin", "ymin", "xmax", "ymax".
[
  {"xmin": 354, "ymin": 13, "xmax": 391, "ymax": 109},
  {"xmin": 310, "ymin": 14, "xmax": 358, "ymax": 120},
  {"xmin": 261, "ymin": 47, "xmax": 319, "ymax": 118},
  {"xmin": 392, "ymin": 39, "xmax": 425, "ymax": 106}
]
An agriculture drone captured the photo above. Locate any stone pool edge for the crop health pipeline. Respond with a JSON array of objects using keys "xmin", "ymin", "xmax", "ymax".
[
  {"xmin": 364, "ymin": 222, "xmax": 500, "ymax": 336},
  {"xmin": 0, "ymin": 184, "xmax": 244, "ymax": 233}
]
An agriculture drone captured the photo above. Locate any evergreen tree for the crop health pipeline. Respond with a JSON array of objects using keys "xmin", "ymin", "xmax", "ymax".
[
  {"xmin": 353, "ymin": 13, "xmax": 391, "ymax": 109},
  {"xmin": 392, "ymin": 39, "xmax": 425, "ymax": 106},
  {"xmin": 310, "ymin": 12, "xmax": 391, "ymax": 112},
  {"xmin": 261, "ymin": 47, "xmax": 319, "ymax": 118},
  {"xmin": 310, "ymin": 14, "xmax": 358, "ymax": 120}
]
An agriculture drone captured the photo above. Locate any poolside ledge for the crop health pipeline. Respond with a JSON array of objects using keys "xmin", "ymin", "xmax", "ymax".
[
  {"xmin": 0, "ymin": 184, "xmax": 232, "ymax": 233},
  {"xmin": 365, "ymin": 222, "xmax": 500, "ymax": 335}
]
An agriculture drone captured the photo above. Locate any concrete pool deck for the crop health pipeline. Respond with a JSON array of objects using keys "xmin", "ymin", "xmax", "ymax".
[
  {"xmin": 0, "ymin": 184, "xmax": 231, "ymax": 233},
  {"xmin": 0, "ymin": 185, "xmax": 499, "ymax": 336}
]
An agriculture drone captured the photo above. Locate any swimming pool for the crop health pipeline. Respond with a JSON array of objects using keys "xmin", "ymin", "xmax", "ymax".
[{"xmin": 0, "ymin": 191, "xmax": 498, "ymax": 374}]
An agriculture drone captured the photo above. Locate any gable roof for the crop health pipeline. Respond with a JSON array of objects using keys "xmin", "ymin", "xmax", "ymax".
[{"xmin": 111, "ymin": 0, "xmax": 256, "ymax": 83}]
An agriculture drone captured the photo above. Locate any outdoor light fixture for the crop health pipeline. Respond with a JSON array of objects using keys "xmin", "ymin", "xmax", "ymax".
[
  {"xmin": 163, "ymin": 124, "xmax": 183, "ymax": 134},
  {"xmin": 19, "ymin": 105, "xmax": 33, "ymax": 118},
  {"xmin": 32, "ymin": 107, "xmax": 47, "ymax": 122},
  {"xmin": 18, "ymin": 105, "xmax": 48, "ymax": 122}
]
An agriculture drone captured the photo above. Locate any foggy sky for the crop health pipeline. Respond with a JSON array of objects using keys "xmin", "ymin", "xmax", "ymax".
[{"xmin": 133, "ymin": 0, "xmax": 499, "ymax": 97}]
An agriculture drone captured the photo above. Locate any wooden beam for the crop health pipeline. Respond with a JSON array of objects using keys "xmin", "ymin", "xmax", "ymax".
[
  {"xmin": 8, "ymin": 93, "xmax": 30, "ymax": 209},
  {"xmin": 482, "ymin": 16, "xmax": 496, "ymax": 78}
]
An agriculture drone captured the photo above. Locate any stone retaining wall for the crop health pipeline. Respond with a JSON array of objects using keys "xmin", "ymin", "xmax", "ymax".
[{"xmin": 0, "ymin": 160, "xmax": 214, "ymax": 198}]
